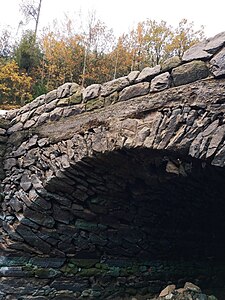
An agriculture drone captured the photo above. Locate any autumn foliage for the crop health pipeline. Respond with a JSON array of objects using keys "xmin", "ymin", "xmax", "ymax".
[
  {"xmin": 0, "ymin": 59, "xmax": 32, "ymax": 105},
  {"xmin": 0, "ymin": 16, "xmax": 205, "ymax": 106}
]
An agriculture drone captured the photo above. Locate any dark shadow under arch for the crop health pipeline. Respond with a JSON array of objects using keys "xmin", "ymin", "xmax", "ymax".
[{"xmin": 43, "ymin": 148, "xmax": 225, "ymax": 262}]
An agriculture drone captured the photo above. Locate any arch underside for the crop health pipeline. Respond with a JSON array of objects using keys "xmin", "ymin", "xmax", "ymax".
[{"xmin": 11, "ymin": 147, "xmax": 225, "ymax": 262}]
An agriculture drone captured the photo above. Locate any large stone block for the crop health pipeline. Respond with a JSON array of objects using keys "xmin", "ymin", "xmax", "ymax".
[
  {"xmin": 172, "ymin": 61, "xmax": 209, "ymax": 86},
  {"xmin": 161, "ymin": 56, "xmax": 181, "ymax": 72},
  {"xmin": 210, "ymin": 47, "xmax": 225, "ymax": 77},
  {"xmin": 135, "ymin": 65, "xmax": 161, "ymax": 83},
  {"xmin": 150, "ymin": 72, "xmax": 171, "ymax": 92},
  {"xmin": 182, "ymin": 40, "xmax": 212, "ymax": 62},
  {"xmin": 205, "ymin": 31, "xmax": 225, "ymax": 54},
  {"xmin": 119, "ymin": 82, "xmax": 150, "ymax": 101},
  {"xmin": 83, "ymin": 84, "xmax": 101, "ymax": 102},
  {"xmin": 101, "ymin": 77, "xmax": 129, "ymax": 97}
]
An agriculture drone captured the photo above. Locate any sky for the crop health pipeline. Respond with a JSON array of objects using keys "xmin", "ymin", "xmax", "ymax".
[{"xmin": 0, "ymin": 0, "xmax": 225, "ymax": 39}]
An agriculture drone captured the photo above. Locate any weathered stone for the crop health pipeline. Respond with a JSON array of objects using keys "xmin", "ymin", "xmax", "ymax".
[
  {"xmin": 86, "ymin": 97, "xmax": 104, "ymax": 111},
  {"xmin": 104, "ymin": 92, "xmax": 119, "ymax": 106},
  {"xmin": 159, "ymin": 284, "xmax": 176, "ymax": 297},
  {"xmin": 24, "ymin": 207, "xmax": 55, "ymax": 228},
  {"xmin": 20, "ymin": 174, "xmax": 32, "ymax": 192},
  {"xmin": 210, "ymin": 47, "xmax": 225, "ymax": 77},
  {"xmin": 20, "ymin": 111, "xmax": 32, "ymax": 123},
  {"xmin": 37, "ymin": 138, "xmax": 49, "ymax": 147},
  {"xmin": 30, "ymin": 257, "xmax": 65, "ymax": 268},
  {"xmin": 45, "ymin": 89, "xmax": 57, "ymax": 103},
  {"xmin": 150, "ymin": 72, "xmax": 171, "ymax": 92},
  {"xmin": 29, "ymin": 94, "xmax": 45, "ymax": 110},
  {"xmin": 182, "ymin": 40, "xmax": 212, "ymax": 62},
  {"xmin": 83, "ymin": 84, "xmax": 101, "ymax": 101},
  {"xmin": 36, "ymin": 113, "xmax": 49, "ymax": 126},
  {"xmin": 161, "ymin": 56, "xmax": 181, "ymax": 72},
  {"xmin": 16, "ymin": 224, "xmax": 52, "ymax": 253},
  {"xmin": 2, "ymin": 34, "xmax": 225, "ymax": 300},
  {"xmin": 70, "ymin": 82, "xmax": 81, "ymax": 94},
  {"xmin": 205, "ymin": 31, "xmax": 225, "ymax": 54},
  {"xmin": 68, "ymin": 92, "xmax": 82, "ymax": 105},
  {"xmin": 57, "ymin": 98, "xmax": 69, "ymax": 106},
  {"xmin": 206, "ymin": 124, "xmax": 225, "ymax": 157},
  {"xmin": 57, "ymin": 83, "xmax": 71, "ymax": 98},
  {"xmin": 135, "ymin": 65, "xmax": 161, "ymax": 82},
  {"xmin": 127, "ymin": 71, "xmax": 140, "ymax": 83},
  {"xmin": 119, "ymin": 82, "xmax": 150, "ymax": 101},
  {"xmin": 184, "ymin": 282, "xmax": 201, "ymax": 292},
  {"xmin": 0, "ymin": 135, "xmax": 7, "ymax": 143},
  {"xmin": 211, "ymin": 142, "xmax": 225, "ymax": 166},
  {"xmin": 52, "ymin": 204, "xmax": 72, "ymax": 224},
  {"xmin": 101, "ymin": 77, "xmax": 129, "ymax": 97},
  {"xmin": 166, "ymin": 161, "xmax": 180, "ymax": 175},
  {"xmin": 34, "ymin": 104, "xmax": 46, "ymax": 116},
  {"xmin": 45, "ymin": 99, "xmax": 58, "ymax": 112},
  {"xmin": 50, "ymin": 279, "xmax": 88, "ymax": 292},
  {"xmin": 30, "ymin": 174, "xmax": 43, "ymax": 189},
  {"xmin": 5, "ymin": 109, "xmax": 17, "ymax": 120},
  {"xmin": 26, "ymin": 135, "xmax": 38, "ymax": 149},
  {"xmin": 49, "ymin": 107, "xmax": 64, "ymax": 121},
  {"xmin": 0, "ymin": 118, "xmax": 10, "ymax": 129},
  {"xmin": 172, "ymin": 60, "xmax": 209, "ymax": 86},
  {"xmin": 23, "ymin": 119, "xmax": 36, "ymax": 129},
  {"xmin": 4, "ymin": 158, "xmax": 17, "ymax": 170},
  {"xmin": 7, "ymin": 122, "xmax": 23, "ymax": 134}
]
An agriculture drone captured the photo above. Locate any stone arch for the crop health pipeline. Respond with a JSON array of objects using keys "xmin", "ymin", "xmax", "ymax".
[{"xmin": 3, "ymin": 109, "xmax": 225, "ymax": 262}]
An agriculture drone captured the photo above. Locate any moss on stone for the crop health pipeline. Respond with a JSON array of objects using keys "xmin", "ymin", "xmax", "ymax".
[
  {"xmin": 0, "ymin": 118, "xmax": 9, "ymax": 129},
  {"xmin": 34, "ymin": 267, "xmax": 60, "ymax": 278},
  {"xmin": 57, "ymin": 98, "xmax": 70, "ymax": 106},
  {"xmin": 69, "ymin": 93, "xmax": 82, "ymax": 104},
  {"xmin": 60, "ymin": 264, "xmax": 78, "ymax": 275},
  {"xmin": 95, "ymin": 263, "xmax": 109, "ymax": 270},
  {"xmin": 104, "ymin": 91, "xmax": 119, "ymax": 106},
  {"xmin": 85, "ymin": 97, "xmax": 104, "ymax": 111},
  {"xmin": 107, "ymin": 266, "xmax": 120, "ymax": 277},
  {"xmin": 79, "ymin": 267, "xmax": 104, "ymax": 277},
  {"xmin": 70, "ymin": 259, "xmax": 99, "ymax": 268}
]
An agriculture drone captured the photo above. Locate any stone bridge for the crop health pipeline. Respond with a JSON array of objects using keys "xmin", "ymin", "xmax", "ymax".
[{"xmin": 0, "ymin": 33, "xmax": 225, "ymax": 299}]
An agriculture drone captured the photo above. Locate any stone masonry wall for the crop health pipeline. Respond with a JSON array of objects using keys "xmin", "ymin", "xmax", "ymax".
[
  {"xmin": 0, "ymin": 117, "xmax": 9, "ymax": 201},
  {"xmin": 1, "ymin": 32, "xmax": 225, "ymax": 299}
]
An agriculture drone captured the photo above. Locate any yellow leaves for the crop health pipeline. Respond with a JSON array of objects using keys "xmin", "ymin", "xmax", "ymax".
[
  {"xmin": 168, "ymin": 19, "xmax": 205, "ymax": 57},
  {"xmin": 41, "ymin": 31, "xmax": 84, "ymax": 89},
  {"xmin": 0, "ymin": 60, "xmax": 32, "ymax": 105}
]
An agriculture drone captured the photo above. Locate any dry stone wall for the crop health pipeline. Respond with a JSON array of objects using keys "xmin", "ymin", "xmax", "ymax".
[{"xmin": 0, "ymin": 32, "xmax": 225, "ymax": 299}]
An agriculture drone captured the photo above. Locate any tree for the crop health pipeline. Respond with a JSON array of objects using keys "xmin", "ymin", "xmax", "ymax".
[
  {"xmin": 109, "ymin": 36, "xmax": 134, "ymax": 79},
  {"xmin": 169, "ymin": 19, "xmax": 205, "ymax": 58},
  {"xmin": 79, "ymin": 11, "xmax": 115, "ymax": 86},
  {"xmin": 143, "ymin": 20, "xmax": 173, "ymax": 66},
  {"xmin": 14, "ymin": 30, "xmax": 42, "ymax": 75},
  {"xmin": 20, "ymin": 0, "xmax": 43, "ymax": 40},
  {"xmin": 0, "ymin": 60, "xmax": 32, "ymax": 105},
  {"xmin": 0, "ymin": 27, "xmax": 13, "ymax": 58}
]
